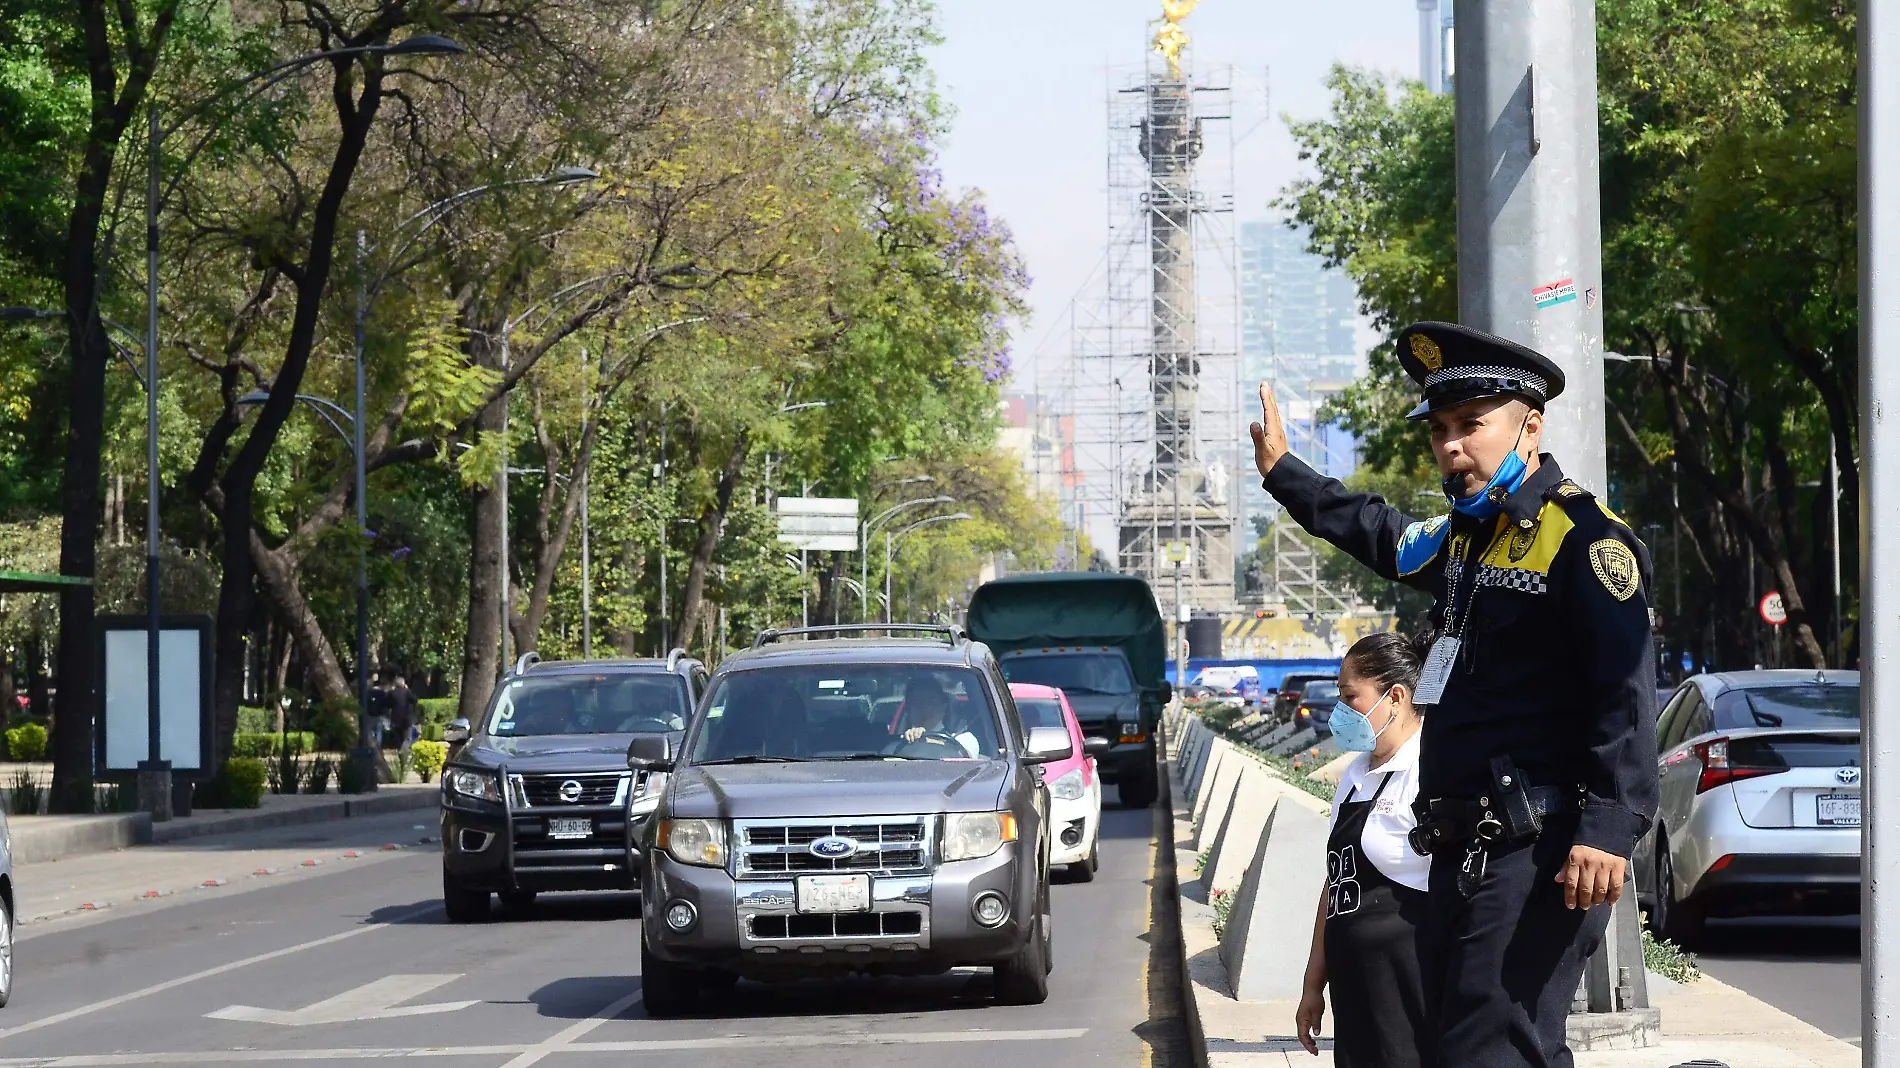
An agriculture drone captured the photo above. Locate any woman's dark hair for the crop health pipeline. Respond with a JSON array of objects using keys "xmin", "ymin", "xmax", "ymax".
[{"xmin": 1342, "ymin": 629, "xmax": 1437, "ymax": 695}]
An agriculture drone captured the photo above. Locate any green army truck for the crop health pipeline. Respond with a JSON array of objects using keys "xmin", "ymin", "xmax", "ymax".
[{"xmin": 966, "ymin": 572, "xmax": 1171, "ymax": 808}]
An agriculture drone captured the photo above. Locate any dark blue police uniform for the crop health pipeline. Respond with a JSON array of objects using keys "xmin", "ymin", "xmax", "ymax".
[{"xmin": 1260, "ymin": 322, "xmax": 1660, "ymax": 1068}]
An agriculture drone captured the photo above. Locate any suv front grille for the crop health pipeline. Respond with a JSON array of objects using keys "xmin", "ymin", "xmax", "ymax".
[
  {"xmin": 735, "ymin": 817, "xmax": 930, "ymax": 877},
  {"xmin": 749, "ymin": 912, "xmax": 924, "ymax": 939},
  {"xmin": 514, "ymin": 772, "xmax": 628, "ymax": 808}
]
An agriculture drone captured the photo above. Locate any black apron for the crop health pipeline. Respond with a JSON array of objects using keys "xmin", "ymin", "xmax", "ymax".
[{"xmin": 1325, "ymin": 772, "xmax": 1433, "ymax": 1068}]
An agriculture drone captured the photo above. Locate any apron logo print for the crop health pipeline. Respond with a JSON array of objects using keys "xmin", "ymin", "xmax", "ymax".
[{"xmin": 1327, "ymin": 844, "xmax": 1363, "ymax": 918}]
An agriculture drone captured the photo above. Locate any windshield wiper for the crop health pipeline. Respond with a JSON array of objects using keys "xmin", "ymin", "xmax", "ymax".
[
  {"xmin": 824, "ymin": 751, "xmax": 923, "ymax": 761},
  {"xmin": 694, "ymin": 755, "xmax": 810, "ymax": 765}
]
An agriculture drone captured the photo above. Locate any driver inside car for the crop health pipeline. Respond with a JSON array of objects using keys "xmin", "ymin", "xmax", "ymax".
[{"xmin": 889, "ymin": 678, "xmax": 982, "ymax": 758}]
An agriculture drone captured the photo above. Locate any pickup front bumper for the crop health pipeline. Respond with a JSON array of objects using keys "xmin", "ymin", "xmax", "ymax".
[{"xmin": 441, "ymin": 792, "xmax": 643, "ymax": 893}]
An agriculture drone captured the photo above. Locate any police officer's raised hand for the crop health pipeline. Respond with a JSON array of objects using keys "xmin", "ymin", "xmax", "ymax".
[
  {"xmin": 1251, "ymin": 381, "xmax": 1291, "ymax": 478},
  {"xmin": 1557, "ymin": 844, "xmax": 1626, "ymax": 910}
]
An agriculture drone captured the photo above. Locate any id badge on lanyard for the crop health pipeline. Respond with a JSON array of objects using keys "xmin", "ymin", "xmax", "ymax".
[{"xmin": 1414, "ymin": 531, "xmax": 1477, "ymax": 707}]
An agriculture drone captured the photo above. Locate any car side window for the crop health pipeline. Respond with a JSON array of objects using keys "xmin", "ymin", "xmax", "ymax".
[
  {"xmin": 691, "ymin": 668, "xmax": 709, "ymax": 700},
  {"xmin": 989, "ymin": 663, "xmax": 1026, "ymax": 749},
  {"xmin": 1663, "ymin": 689, "xmax": 1711, "ymax": 750},
  {"xmin": 1655, "ymin": 687, "xmax": 1688, "ymax": 753}
]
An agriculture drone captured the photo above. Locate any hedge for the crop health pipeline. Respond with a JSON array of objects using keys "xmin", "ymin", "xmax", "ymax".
[
  {"xmin": 417, "ymin": 697, "xmax": 460, "ymax": 727},
  {"xmin": 231, "ymin": 732, "xmax": 318, "ymax": 758}
]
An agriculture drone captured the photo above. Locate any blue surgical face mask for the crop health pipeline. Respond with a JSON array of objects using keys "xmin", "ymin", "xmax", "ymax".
[
  {"xmin": 1329, "ymin": 687, "xmax": 1396, "ymax": 753},
  {"xmin": 1444, "ymin": 414, "xmax": 1534, "ymax": 520}
]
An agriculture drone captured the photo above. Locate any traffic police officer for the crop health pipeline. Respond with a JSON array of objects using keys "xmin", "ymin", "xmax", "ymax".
[{"xmin": 1249, "ymin": 321, "xmax": 1660, "ymax": 1068}]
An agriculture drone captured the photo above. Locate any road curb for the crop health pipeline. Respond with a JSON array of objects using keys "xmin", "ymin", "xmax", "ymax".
[{"xmin": 150, "ymin": 789, "xmax": 438, "ymax": 845}]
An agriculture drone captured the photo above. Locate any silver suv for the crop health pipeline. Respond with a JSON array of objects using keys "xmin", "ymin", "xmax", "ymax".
[{"xmin": 628, "ymin": 625, "xmax": 1074, "ymax": 1014}]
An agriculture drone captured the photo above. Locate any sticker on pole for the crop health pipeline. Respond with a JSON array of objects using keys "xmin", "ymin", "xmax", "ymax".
[
  {"xmin": 1759, "ymin": 591, "xmax": 1787, "ymax": 626},
  {"xmin": 1532, "ymin": 277, "xmax": 1578, "ymax": 310}
]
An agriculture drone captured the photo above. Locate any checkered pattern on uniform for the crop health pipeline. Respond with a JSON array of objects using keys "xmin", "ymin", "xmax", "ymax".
[{"xmin": 1476, "ymin": 564, "xmax": 1548, "ymax": 595}]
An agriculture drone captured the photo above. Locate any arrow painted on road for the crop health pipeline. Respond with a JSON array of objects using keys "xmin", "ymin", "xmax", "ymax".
[{"xmin": 206, "ymin": 974, "xmax": 476, "ymax": 1026}]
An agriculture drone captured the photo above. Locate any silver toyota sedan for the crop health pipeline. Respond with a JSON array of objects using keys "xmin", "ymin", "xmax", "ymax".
[{"xmin": 1633, "ymin": 669, "xmax": 1860, "ymax": 948}]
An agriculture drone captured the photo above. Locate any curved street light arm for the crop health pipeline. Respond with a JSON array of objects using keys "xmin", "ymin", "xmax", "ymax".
[
  {"xmin": 368, "ymin": 168, "xmax": 598, "ymax": 295},
  {"xmin": 866, "ymin": 495, "xmax": 955, "ymax": 538},
  {"xmin": 890, "ymin": 511, "xmax": 974, "ymax": 550},
  {"xmin": 237, "ymin": 390, "xmax": 356, "ymax": 455}
]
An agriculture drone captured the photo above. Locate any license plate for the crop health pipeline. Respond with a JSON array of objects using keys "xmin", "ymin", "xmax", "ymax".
[
  {"xmin": 547, "ymin": 817, "xmax": 592, "ymax": 840},
  {"xmin": 1818, "ymin": 794, "xmax": 1861, "ymax": 827},
  {"xmin": 796, "ymin": 873, "xmax": 871, "ymax": 914}
]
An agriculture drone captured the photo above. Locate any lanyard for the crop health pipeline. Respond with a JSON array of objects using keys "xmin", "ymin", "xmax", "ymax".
[{"xmin": 1437, "ymin": 529, "xmax": 1481, "ymax": 641}]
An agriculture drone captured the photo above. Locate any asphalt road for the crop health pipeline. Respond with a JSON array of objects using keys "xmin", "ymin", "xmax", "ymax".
[
  {"xmin": 1692, "ymin": 916, "xmax": 1862, "ymax": 1046},
  {"xmin": 0, "ymin": 801, "xmax": 1186, "ymax": 1067}
]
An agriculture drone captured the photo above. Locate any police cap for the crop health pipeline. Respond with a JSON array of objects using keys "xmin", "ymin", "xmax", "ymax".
[{"xmin": 1395, "ymin": 321, "xmax": 1566, "ymax": 421}]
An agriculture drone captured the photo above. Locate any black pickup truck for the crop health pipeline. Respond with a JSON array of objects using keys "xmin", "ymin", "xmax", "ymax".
[{"xmin": 438, "ymin": 652, "xmax": 706, "ymax": 921}]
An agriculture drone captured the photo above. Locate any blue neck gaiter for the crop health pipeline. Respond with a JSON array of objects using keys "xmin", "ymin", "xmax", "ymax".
[{"xmin": 1444, "ymin": 419, "xmax": 1533, "ymax": 521}]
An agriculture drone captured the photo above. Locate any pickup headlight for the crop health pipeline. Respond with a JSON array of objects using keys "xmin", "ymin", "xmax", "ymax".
[
  {"xmin": 446, "ymin": 768, "xmax": 502, "ymax": 802},
  {"xmin": 1048, "ymin": 767, "xmax": 1087, "ymax": 801},
  {"xmin": 942, "ymin": 811, "xmax": 1018, "ymax": 862},
  {"xmin": 657, "ymin": 818, "xmax": 727, "ymax": 867}
]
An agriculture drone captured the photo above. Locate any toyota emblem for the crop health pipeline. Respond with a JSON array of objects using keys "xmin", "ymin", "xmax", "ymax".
[
  {"xmin": 1837, "ymin": 767, "xmax": 1862, "ymax": 786},
  {"xmin": 558, "ymin": 779, "xmax": 584, "ymax": 803}
]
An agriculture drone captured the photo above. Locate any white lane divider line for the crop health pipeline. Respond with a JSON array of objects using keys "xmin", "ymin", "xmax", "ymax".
[
  {"xmin": 0, "ymin": 901, "xmax": 440, "ymax": 1042},
  {"xmin": 206, "ymin": 974, "xmax": 476, "ymax": 1026},
  {"xmin": 0, "ymin": 1028, "xmax": 1090, "ymax": 1065},
  {"xmin": 496, "ymin": 988, "xmax": 644, "ymax": 1068}
]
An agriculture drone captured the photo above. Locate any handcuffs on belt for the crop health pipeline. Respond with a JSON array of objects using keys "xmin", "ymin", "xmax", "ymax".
[{"xmin": 1408, "ymin": 756, "xmax": 1584, "ymax": 898}]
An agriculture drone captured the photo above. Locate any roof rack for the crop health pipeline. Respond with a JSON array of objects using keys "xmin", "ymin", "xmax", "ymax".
[
  {"xmin": 751, "ymin": 623, "xmax": 969, "ymax": 650},
  {"xmin": 513, "ymin": 651, "xmax": 542, "ymax": 675},
  {"xmin": 665, "ymin": 647, "xmax": 688, "ymax": 671}
]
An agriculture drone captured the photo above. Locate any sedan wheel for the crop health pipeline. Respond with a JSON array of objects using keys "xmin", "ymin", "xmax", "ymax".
[
  {"xmin": 1655, "ymin": 843, "xmax": 1706, "ymax": 949},
  {"xmin": 0, "ymin": 893, "xmax": 15, "ymax": 1008}
]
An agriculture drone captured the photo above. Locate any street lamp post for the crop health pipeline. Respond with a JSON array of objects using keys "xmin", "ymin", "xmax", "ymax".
[
  {"xmin": 860, "ymin": 492, "xmax": 952, "ymax": 622},
  {"xmin": 884, "ymin": 513, "xmax": 973, "ymax": 623}
]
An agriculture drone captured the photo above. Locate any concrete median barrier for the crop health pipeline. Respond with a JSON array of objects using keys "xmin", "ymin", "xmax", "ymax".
[
  {"xmin": 1218, "ymin": 777, "xmax": 1331, "ymax": 1002},
  {"xmin": 1185, "ymin": 736, "xmax": 1225, "ymax": 808},
  {"xmin": 1191, "ymin": 756, "xmax": 1244, "ymax": 852},
  {"xmin": 1204, "ymin": 765, "xmax": 1278, "ymax": 896}
]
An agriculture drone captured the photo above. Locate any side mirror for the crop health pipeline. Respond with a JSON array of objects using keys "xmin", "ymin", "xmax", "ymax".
[
  {"xmin": 1022, "ymin": 725, "xmax": 1074, "ymax": 765},
  {"xmin": 627, "ymin": 734, "xmax": 675, "ymax": 772},
  {"xmin": 1155, "ymin": 681, "xmax": 1173, "ymax": 705},
  {"xmin": 443, "ymin": 718, "xmax": 471, "ymax": 745},
  {"xmin": 1083, "ymin": 736, "xmax": 1112, "ymax": 759}
]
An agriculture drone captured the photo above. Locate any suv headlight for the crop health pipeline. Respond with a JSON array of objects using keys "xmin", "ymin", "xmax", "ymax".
[
  {"xmin": 942, "ymin": 811, "xmax": 1018, "ymax": 862},
  {"xmin": 446, "ymin": 768, "xmax": 501, "ymax": 802},
  {"xmin": 658, "ymin": 819, "xmax": 727, "ymax": 867},
  {"xmin": 1048, "ymin": 767, "xmax": 1087, "ymax": 801}
]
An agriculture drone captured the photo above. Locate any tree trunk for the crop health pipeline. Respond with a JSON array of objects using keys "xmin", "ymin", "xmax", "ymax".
[
  {"xmin": 678, "ymin": 430, "xmax": 750, "ymax": 644},
  {"xmin": 517, "ymin": 425, "xmax": 600, "ymax": 653},
  {"xmin": 250, "ymin": 528, "xmax": 351, "ymax": 704},
  {"xmin": 459, "ymin": 340, "xmax": 508, "ymax": 722}
]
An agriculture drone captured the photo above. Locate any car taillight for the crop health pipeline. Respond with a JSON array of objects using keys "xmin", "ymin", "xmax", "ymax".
[{"xmin": 1693, "ymin": 737, "xmax": 1789, "ymax": 794}]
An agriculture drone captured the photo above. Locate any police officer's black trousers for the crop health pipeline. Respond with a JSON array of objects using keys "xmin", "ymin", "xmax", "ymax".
[{"xmin": 1420, "ymin": 819, "xmax": 1610, "ymax": 1068}]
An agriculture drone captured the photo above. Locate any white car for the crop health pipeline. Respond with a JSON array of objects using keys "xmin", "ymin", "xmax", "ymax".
[
  {"xmin": 1632, "ymin": 669, "xmax": 1860, "ymax": 948},
  {"xmin": 1009, "ymin": 683, "xmax": 1107, "ymax": 879}
]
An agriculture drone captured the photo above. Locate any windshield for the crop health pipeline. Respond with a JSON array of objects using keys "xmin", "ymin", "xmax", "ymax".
[
  {"xmin": 487, "ymin": 674, "xmax": 688, "ymax": 737},
  {"xmin": 1014, "ymin": 697, "xmax": 1068, "ymax": 732},
  {"xmin": 1301, "ymin": 681, "xmax": 1340, "ymax": 703},
  {"xmin": 999, "ymin": 653, "xmax": 1136, "ymax": 696},
  {"xmin": 1714, "ymin": 685, "xmax": 1860, "ymax": 731},
  {"xmin": 692, "ymin": 665, "xmax": 1002, "ymax": 762}
]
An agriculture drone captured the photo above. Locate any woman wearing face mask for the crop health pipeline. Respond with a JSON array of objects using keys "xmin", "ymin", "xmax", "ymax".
[{"xmin": 1294, "ymin": 630, "xmax": 1432, "ymax": 1066}]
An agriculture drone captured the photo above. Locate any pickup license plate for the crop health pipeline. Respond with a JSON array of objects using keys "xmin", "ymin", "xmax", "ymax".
[
  {"xmin": 547, "ymin": 817, "xmax": 592, "ymax": 840},
  {"xmin": 796, "ymin": 874, "xmax": 871, "ymax": 914},
  {"xmin": 1818, "ymin": 794, "xmax": 1861, "ymax": 827}
]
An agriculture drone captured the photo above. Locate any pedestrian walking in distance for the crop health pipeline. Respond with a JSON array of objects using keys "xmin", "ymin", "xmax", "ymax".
[
  {"xmin": 1253, "ymin": 321, "xmax": 1660, "ymax": 1068},
  {"xmin": 1296, "ymin": 631, "xmax": 1434, "ymax": 1066}
]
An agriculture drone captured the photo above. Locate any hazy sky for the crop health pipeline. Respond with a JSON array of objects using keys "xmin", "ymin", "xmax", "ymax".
[{"xmin": 928, "ymin": 0, "xmax": 1419, "ymax": 386}]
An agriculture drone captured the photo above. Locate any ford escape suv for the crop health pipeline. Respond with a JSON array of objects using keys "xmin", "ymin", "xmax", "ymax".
[
  {"xmin": 439, "ymin": 651, "xmax": 706, "ymax": 921},
  {"xmin": 628, "ymin": 624, "xmax": 1073, "ymax": 1014}
]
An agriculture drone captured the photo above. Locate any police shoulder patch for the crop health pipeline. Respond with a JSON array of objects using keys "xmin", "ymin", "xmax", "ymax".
[
  {"xmin": 1396, "ymin": 514, "xmax": 1450, "ymax": 577},
  {"xmin": 1588, "ymin": 538, "xmax": 1641, "ymax": 601}
]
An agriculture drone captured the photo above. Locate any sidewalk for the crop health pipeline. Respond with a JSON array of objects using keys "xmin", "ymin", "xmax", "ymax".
[
  {"xmin": 1164, "ymin": 720, "xmax": 1860, "ymax": 1068},
  {"xmin": 7, "ymin": 782, "xmax": 438, "ymax": 865}
]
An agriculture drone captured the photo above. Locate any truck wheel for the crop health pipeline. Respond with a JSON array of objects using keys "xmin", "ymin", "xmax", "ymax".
[
  {"xmin": 993, "ymin": 906, "xmax": 1050, "ymax": 1005},
  {"xmin": 640, "ymin": 930, "xmax": 701, "ymax": 1017},
  {"xmin": 442, "ymin": 871, "xmax": 490, "ymax": 924},
  {"xmin": 1118, "ymin": 766, "xmax": 1158, "ymax": 809}
]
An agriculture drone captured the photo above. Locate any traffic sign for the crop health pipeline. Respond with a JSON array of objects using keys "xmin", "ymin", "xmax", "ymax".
[
  {"xmin": 776, "ymin": 497, "xmax": 859, "ymax": 552},
  {"xmin": 1759, "ymin": 591, "xmax": 1787, "ymax": 626},
  {"xmin": 1164, "ymin": 540, "xmax": 1189, "ymax": 565}
]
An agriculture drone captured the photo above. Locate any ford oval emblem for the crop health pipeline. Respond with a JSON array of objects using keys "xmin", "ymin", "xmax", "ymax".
[
  {"xmin": 1837, "ymin": 766, "xmax": 1862, "ymax": 786},
  {"xmin": 809, "ymin": 835, "xmax": 859, "ymax": 859},
  {"xmin": 559, "ymin": 779, "xmax": 584, "ymax": 803}
]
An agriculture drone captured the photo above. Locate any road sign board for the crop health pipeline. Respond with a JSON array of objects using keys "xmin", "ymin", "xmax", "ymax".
[
  {"xmin": 775, "ymin": 497, "xmax": 858, "ymax": 516},
  {"xmin": 776, "ymin": 497, "xmax": 859, "ymax": 552},
  {"xmin": 1164, "ymin": 540, "xmax": 1189, "ymax": 565},
  {"xmin": 1759, "ymin": 591, "xmax": 1787, "ymax": 626}
]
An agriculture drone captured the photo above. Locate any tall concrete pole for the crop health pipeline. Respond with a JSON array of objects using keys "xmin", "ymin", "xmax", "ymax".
[
  {"xmin": 1452, "ymin": 0, "xmax": 1606, "ymax": 494},
  {"xmin": 1861, "ymin": 0, "xmax": 1899, "ymax": 1057},
  {"xmin": 1416, "ymin": 0, "xmax": 1441, "ymax": 91}
]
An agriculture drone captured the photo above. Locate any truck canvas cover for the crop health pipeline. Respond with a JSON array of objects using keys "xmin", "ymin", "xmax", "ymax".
[{"xmin": 965, "ymin": 572, "xmax": 1166, "ymax": 690}]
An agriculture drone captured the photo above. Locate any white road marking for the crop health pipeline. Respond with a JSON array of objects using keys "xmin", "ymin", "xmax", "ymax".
[
  {"xmin": 0, "ymin": 1028, "xmax": 1090, "ymax": 1065},
  {"xmin": 206, "ymin": 974, "xmax": 476, "ymax": 1026},
  {"xmin": 0, "ymin": 902, "xmax": 440, "ymax": 1042},
  {"xmin": 495, "ymin": 989, "xmax": 643, "ymax": 1068}
]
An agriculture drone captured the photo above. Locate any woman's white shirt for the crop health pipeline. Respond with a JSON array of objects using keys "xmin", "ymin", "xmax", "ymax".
[{"xmin": 1326, "ymin": 730, "xmax": 1430, "ymax": 893}]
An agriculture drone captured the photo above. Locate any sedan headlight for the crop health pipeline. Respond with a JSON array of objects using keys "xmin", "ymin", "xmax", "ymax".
[
  {"xmin": 942, "ymin": 811, "xmax": 1018, "ymax": 862},
  {"xmin": 446, "ymin": 768, "xmax": 501, "ymax": 802},
  {"xmin": 1048, "ymin": 767, "xmax": 1087, "ymax": 801},
  {"xmin": 657, "ymin": 818, "xmax": 727, "ymax": 867}
]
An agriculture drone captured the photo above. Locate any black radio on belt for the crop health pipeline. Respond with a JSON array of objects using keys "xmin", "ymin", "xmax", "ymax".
[
  {"xmin": 1407, "ymin": 757, "xmax": 1559, "ymax": 858},
  {"xmin": 1488, "ymin": 755, "xmax": 1542, "ymax": 845}
]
